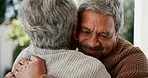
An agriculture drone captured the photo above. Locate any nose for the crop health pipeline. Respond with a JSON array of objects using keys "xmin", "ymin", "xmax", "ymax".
[{"xmin": 87, "ymin": 35, "xmax": 100, "ymax": 47}]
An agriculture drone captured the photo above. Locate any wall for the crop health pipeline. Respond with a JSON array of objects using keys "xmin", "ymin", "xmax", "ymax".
[
  {"xmin": 0, "ymin": 26, "xmax": 15, "ymax": 78},
  {"xmin": 134, "ymin": 0, "xmax": 148, "ymax": 58}
]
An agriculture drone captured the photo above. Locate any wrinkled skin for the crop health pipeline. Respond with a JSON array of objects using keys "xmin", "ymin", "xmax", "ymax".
[{"xmin": 77, "ymin": 10, "xmax": 117, "ymax": 59}]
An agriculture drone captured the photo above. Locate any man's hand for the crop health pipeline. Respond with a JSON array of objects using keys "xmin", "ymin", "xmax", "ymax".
[
  {"xmin": 12, "ymin": 55, "xmax": 47, "ymax": 78},
  {"xmin": 4, "ymin": 72, "xmax": 15, "ymax": 78}
]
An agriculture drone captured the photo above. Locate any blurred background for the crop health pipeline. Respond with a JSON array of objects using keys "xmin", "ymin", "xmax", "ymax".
[{"xmin": 0, "ymin": 0, "xmax": 148, "ymax": 78}]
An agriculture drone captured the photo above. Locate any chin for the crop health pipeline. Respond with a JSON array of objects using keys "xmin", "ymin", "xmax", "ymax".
[{"xmin": 83, "ymin": 51, "xmax": 102, "ymax": 59}]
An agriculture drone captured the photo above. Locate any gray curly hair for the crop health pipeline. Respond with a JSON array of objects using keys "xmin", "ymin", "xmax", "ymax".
[
  {"xmin": 18, "ymin": 0, "xmax": 77, "ymax": 49},
  {"xmin": 78, "ymin": 0, "xmax": 124, "ymax": 33}
]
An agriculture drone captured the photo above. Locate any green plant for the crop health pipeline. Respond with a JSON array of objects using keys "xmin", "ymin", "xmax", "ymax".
[{"xmin": 5, "ymin": 19, "xmax": 30, "ymax": 62}]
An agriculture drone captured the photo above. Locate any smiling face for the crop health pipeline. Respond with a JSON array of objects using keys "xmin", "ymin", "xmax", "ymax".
[{"xmin": 77, "ymin": 10, "xmax": 117, "ymax": 59}]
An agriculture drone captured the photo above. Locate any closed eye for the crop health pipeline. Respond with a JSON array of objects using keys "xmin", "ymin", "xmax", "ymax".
[
  {"xmin": 79, "ymin": 26, "xmax": 91, "ymax": 35},
  {"xmin": 98, "ymin": 32, "xmax": 113, "ymax": 39},
  {"xmin": 81, "ymin": 30, "xmax": 90, "ymax": 33}
]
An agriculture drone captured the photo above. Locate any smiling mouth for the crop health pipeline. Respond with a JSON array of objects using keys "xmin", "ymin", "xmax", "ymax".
[{"xmin": 85, "ymin": 48, "xmax": 103, "ymax": 54}]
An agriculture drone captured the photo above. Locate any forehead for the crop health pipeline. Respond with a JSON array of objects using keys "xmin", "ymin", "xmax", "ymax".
[{"xmin": 80, "ymin": 10, "xmax": 115, "ymax": 32}]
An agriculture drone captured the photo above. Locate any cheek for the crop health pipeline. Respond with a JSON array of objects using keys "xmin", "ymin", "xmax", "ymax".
[
  {"xmin": 78, "ymin": 34, "xmax": 86, "ymax": 43},
  {"xmin": 101, "ymin": 38, "xmax": 116, "ymax": 52},
  {"xmin": 101, "ymin": 41, "xmax": 111, "ymax": 49},
  {"xmin": 104, "ymin": 42, "xmax": 114, "ymax": 50}
]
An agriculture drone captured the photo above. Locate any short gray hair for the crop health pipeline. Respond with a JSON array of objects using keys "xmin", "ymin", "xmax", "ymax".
[
  {"xmin": 18, "ymin": 0, "xmax": 77, "ymax": 49},
  {"xmin": 78, "ymin": 0, "xmax": 124, "ymax": 33}
]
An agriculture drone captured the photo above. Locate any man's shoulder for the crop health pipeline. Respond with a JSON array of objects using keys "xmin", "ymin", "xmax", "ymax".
[
  {"xmin": 16, "ymin": 45, "xmax": 34, "ymax": 60},
  {"xmin": 21, "ymin": 45, "xmax": 34, "ymax": 55},
  {"xmin": 117, "ymin": 37, "xmax": 144, "ymax": 54}
]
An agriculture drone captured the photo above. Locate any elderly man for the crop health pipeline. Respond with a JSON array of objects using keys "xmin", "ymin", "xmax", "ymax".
[{"xmin": 77, "ymin": 0, "xmax": 148, "ymax": 77}]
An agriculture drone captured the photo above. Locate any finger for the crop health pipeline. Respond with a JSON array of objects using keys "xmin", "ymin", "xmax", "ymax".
[
  {"xmin": 31, "ymin": 55, "xmax": 42, "ymax": 62},
  {"xmin": 19, "ymin": 58, "xmax": 30, "ymax": 65},
  {"xmin": 12, "ymin": 69, "xmax": 18, "ymax": 76},
  {"xmin": 14, "ymin": 62, "xmax": 23, "ymax": 72},
  {"xmin": 4, "ymin": 72, "xmax": 15, "ymax": 78}
]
